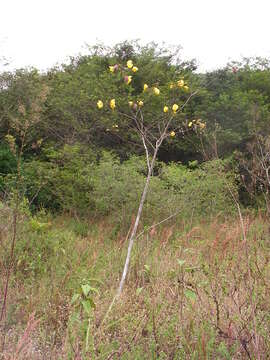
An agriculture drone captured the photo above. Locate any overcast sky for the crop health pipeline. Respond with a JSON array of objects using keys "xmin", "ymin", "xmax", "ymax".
[{"xmin": 1, "ymin": 0, "xmax": 270, "ymax": 72}]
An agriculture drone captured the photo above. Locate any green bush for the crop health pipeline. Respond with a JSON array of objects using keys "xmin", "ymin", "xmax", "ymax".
[
  {"xmin": 0, "ymin": 144, "xmax": 17, "ymax": 194},
  {"xmin": 160, "ymin": 159, "xmax": 237, "ymax": 218},
  {"xmin": 91, "ymin": 152, "xmax": 144, "ymax": 216},
  {"xmin": 23, "ymin": 144, "xmax": 96, "ymax": 213},
  {"xmin": 22, "ymin": 146, "xmax": 238, "ymax": 224}
]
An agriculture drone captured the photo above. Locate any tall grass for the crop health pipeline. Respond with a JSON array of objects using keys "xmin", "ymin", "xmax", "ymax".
[{"xmin": 1, "ymin": 213, "xmax": 270, "ymax": 358}]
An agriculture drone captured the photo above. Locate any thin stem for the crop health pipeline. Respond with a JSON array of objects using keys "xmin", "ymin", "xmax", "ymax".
[{"xmin": 116, "ymin": 148, "xmax": 158, "ymax": 297}]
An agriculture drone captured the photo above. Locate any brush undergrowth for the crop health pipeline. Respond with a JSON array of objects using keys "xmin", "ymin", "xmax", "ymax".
[{"xmin": 1, "ymin": 212, "xmax": 270, "ymax": 359}]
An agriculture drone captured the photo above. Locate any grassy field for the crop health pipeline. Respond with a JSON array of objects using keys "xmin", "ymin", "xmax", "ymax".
[{"xmin": 1, "ymin": 212, "xmax": 270, "ymax": 359}]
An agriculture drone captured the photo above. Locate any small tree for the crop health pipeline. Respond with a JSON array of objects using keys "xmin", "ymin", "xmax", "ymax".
[{"xmin": 96, "ymin": 58, "xmax": 203, "ymax": 297}]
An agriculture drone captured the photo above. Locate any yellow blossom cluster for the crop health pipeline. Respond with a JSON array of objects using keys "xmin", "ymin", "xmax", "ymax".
[
  {"xmin": 125, "ymin": 75, "xmax": 132, "ymax": 85},
  {"xmin": 97, "ymin": 99, "xmax": 116, "ymax": 110},
  {"xmin": 169, "ymin": 78, "xmax": 189, "ymax": 91},
  {"xmin": 97, "ymin": 97, "xmax": 182, "ymax": 118},
  {"xmin": 97, "ymin": 100, "xmax": 103, "ymax": 109},
  {"xmin": 162, "ymin": 104, "xmax": 179, "ymax": 114},
  {"xmin": 197, "ymin": 119, "xmax": 206, "ymax": 130},
  {"xmin": 108, "ymin": 60, "xmax": 138, "ymax": 85},
  {"xmin": 109, "ymin": 64, "xmax": 119, "ymax": 73},
  {"xmin": 128, "ymin": 100, "xmax": 144, "ymax": 110},
  {"xmin": 126, "ymin": 60, "xmax": 133, "ymax": 69},
  {"xmin": 188, "ymin": 119, "xmax": 206, "ymax": 130},
  {"xmin": 153, "ymin": 87, "xmax": 160, "ymax": 95},
  {"xmin": 110, "ymin": 99, "xmax": 116, "ymax": 110},
  {"xmin": 172, "ymin": 104, "xmax": 179, "ymax": 113},
  {"xmin": 142, "ymin": 83, "xmax": 160, "ymax": 95},
  {"xmin": 98, "ymin": 61, "xmax": 194, "ymax": 144},
  {"xmin": 126, "ymin": 60, "xmax": 139, "ymax": 73},
  {"xmin": 124, "ymin": 59, "xmax": 139, "ymax": 73}
]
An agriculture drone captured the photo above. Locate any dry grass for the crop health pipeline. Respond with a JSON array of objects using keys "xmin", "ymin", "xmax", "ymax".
[{"xmin": 1, "ymin": 214, "xmax": 270, "ymax": 358}]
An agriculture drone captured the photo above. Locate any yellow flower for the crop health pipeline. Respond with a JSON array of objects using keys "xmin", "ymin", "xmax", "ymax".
[
  {"xmin": 169, "ymin": 83, "xmax": 174, "ymax": 89},
  {"xmin": 199, "ymin": 123, "xmax": 206, "ymax": 129},
  {"xmin": 170, "ymin": 131, "xmax": 176, "ymax": 137},
  {"xmin": 172, "ymin": 104, "xmax": 179, "ymax": 112},
  {"xmin": 128, "ymin": 101, "xmax": 133, "ymax": 107},
  {"xmin": 163, "ymin": 106, "xmax": 169, "ymax": 113},
  {"xmin": 110, "ymin": 99, "xmax": 116, "ymax": 110},
  {"xmin": 127, "ymin": 60, "xmax": 133, "ymax": 69},
  {"xmin": 97, "ymin": 100, "xmax": 103, "ymax": 109},
  {"xmin": 138, "ymin": 100, "xmax": 144, "ymax": 107},
  {"xmin": 153, "ymin": 87, "xmax": 160, "ymax": 95},
  {"xmin": 143, "ymin": 84, "xmax": 148, "ymax": 91},
  {"xmin": 183, "ymin": 85, "xmax": 189, "ymax": 91},
  {"xmin": 109, "ymin": 66, "xmax": 115, "ymax": 73},
  {"xmin": 112, "ymin": 124, "xmax": 118, "ymax": 128},
  {"xmin": 132, "ymin": 66, "xmax": 138, "ymax": 72},
  {"xmin": 177, "ymin": 79, "xmax": 185, "ymax": 87},
  {"xmin": 127, "ymin": 75, "xmax": 132, "ymax": 84},
  {"xmin": 125, "ymin": 75, "xmax": 132, "ymax": 84},
  {"xmin": 188, "ymin": 121, "xmax": 193, "ymax": 127}
]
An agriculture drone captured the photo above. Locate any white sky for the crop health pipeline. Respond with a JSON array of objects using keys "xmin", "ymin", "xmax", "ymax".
[{"xmin": 1, "ymin": 0, "xmax": 270, "ymax": 72}]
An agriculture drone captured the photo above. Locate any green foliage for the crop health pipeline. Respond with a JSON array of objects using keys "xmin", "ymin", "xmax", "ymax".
[
  {"xmin": 91, "ymin": 152, "xmax": 144, "ymax": 217},
  {"xmin": 194, "ymin": 63, "xmax": 270, "ymax": 158},
  {"xmin": 0, "ymin": 68, "xmax": 48, "ymax": 149},
  {"xmin": 21, "ymin": 144, "xmax": 237, "ymax": 227},
  {"xmin": 23, "ymin": 144, "xmax": 96, "ymax": 213},
  {"xmin": 161, "ymin": 159, "xmax": 237, "ymax": 217},
  {"xmin": 1, "ymin": 45, "xmax": 270, "ymax": 166},
  {"xmin": 69, "ymin": 281, "xmax": 99, "ymax": 355},
  {"xmin": 0, "ymin": 144, "xmax": 17, "ymax": 192},
  {"xmin": 0, "ymin": 143, "xmax": 16, "ymax": 175}
]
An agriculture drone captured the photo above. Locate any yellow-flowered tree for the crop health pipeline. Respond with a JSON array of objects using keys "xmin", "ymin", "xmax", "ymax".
[{"xmin": 97, "ymin": 57, "xmax": 204, "ymax": 297}]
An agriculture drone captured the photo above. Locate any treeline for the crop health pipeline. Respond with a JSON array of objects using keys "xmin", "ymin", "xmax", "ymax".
[{"xmin": 1, "ymin": 41, "xmax": 270, "ymax": 215}]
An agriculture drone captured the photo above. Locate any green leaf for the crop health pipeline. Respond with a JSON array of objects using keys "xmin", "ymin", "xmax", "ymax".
[
  {"xmin": 82, "ymin": 299, "xmax": 95, "ymax": 315},
  {"xmin": 70, "ymin": 311, "xmax": 80, "ymax": 324},
  {"xmin": 71, "ymin": 293, "xmax": 80, "ymax": 305},
  {"xmin": 81, "ymin": 284, "xmax": 91, "ymax": 297},
  {"xmin": 144, "ymin": 264, "xmax": 150, "ymax": 272},
  {"xmin": 184, "ymin": 289, "xmax": 197, "ymax": 301}
]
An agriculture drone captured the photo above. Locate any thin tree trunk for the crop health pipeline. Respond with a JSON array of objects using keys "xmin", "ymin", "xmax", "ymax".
[{"xmin": 116, "ymin": 150, "xmax": 157, "ymax": 297}]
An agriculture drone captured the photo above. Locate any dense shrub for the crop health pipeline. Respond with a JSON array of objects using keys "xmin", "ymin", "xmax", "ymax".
[
  {"xmin": 23, "ymin": 144, "xmax": 96, "ymax": 213},
  {"xmin": 21, "ymin": 145, "xmax": 237, "ymax": 225},
  {"xmin": 0, "ymin": 144, "xmax": 17, "ymax": 194},
  {"xmin": 160, "ymin": 159, "xmax": 238, "ymax": 218}
]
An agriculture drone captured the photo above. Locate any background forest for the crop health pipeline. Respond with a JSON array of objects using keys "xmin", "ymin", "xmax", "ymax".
[{"xmin": 1, "ymin": 42, "xmax": 270, "ymax": 359}]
